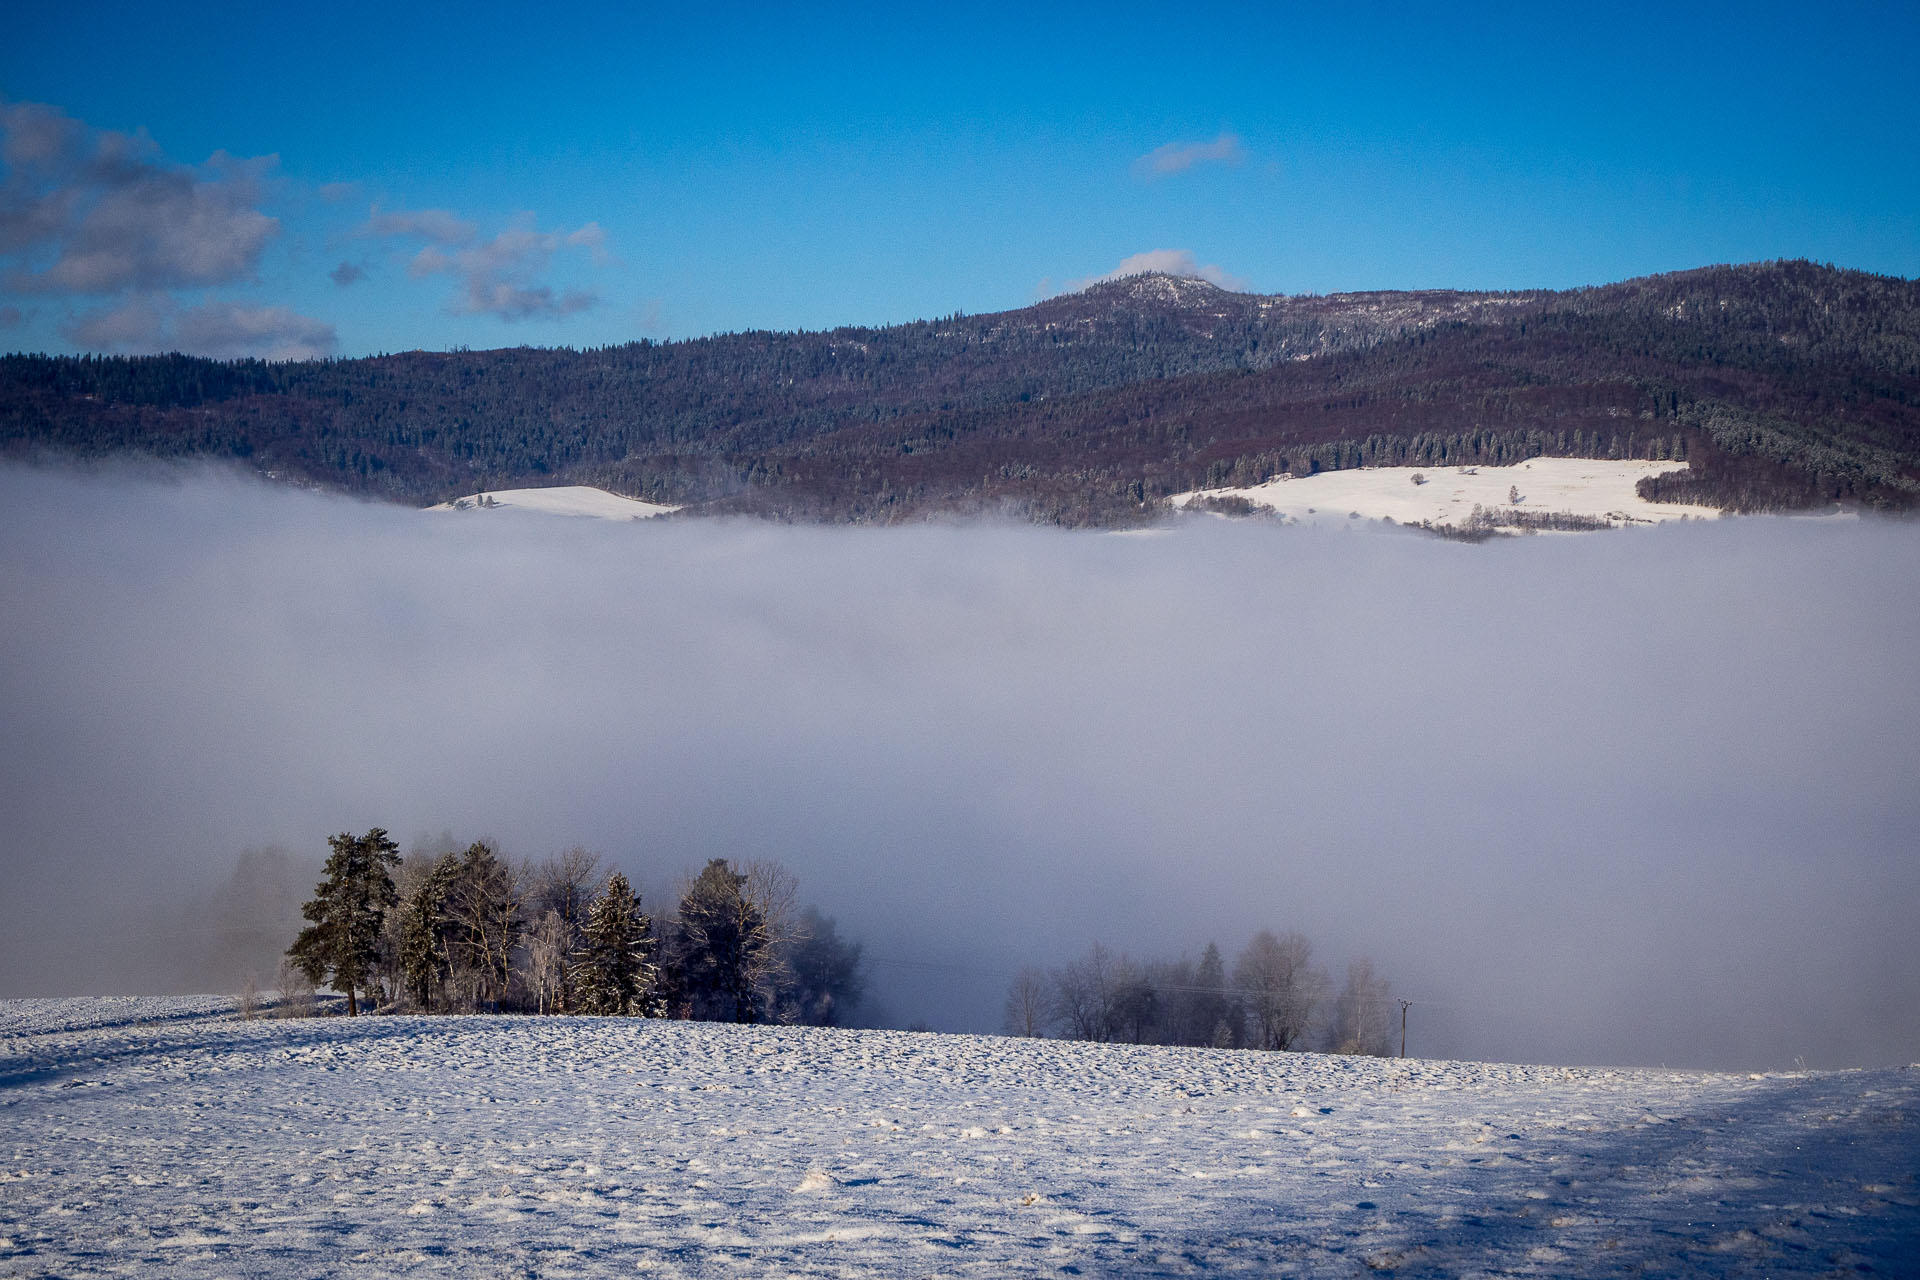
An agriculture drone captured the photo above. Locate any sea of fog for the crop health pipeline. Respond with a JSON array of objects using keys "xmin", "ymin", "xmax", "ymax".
[{"xmin": 2, "ymin": 461, "xmax": 1916, "ymax": 1071}]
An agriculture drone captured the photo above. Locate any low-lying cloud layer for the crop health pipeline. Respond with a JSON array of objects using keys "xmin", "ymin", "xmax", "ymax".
[{"xmin": 2, "ymin": 463, "xmax": 1916, "ymax": 1070}]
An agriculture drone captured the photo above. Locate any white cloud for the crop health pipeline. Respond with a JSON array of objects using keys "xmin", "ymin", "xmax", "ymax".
[
  {"xmin": 1132, "ymin": 132, "xmax": 1246, "ymax": 180},
  {"xmin": 0, "ymin": 99, "xmax": 279, "ymax": 295}
]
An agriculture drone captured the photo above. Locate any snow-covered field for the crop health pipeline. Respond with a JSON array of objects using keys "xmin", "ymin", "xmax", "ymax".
[
  {"xmin": 1173, "ymin": 459, "xmax": 1719, "ymax": 531},
  {"xmin": 426, "ymin": 486, "xmax": 678, "ymax": 520},
  {"xmin": 4, "ymin": 999, "xmax": 1915, "ymax": 1277}
]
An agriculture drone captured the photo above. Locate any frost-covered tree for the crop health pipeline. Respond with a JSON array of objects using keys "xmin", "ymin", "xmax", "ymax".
[
  {"xmin": 1330, "ymin": 956, "xmax": 1394, "ymax": 1055},
  {"xmin": 1147, "ymin": 943, "xmax": 1238, "ymax": 1048},
  {"xmin": 526, "ymin": 908, "xmax": 572, "ymax": 1015},
  {"xmin": 398, "ymin": 853, "xmax": 457, "ymax": 1010},
  {"xmin": 444, "ymin": 841, "xmax": 521, "ymax": 1011},
  {"xmin": 671, "ymin": 858, "xmax": 793, "ymax": 1023},
  {"xmin": 287, "ymin": 828, "xmax": 401, "ymax": 1015},
  {"xmin": 527, "ymin": 846, "xmax": 602, "ymax": 1012},
  {"xmin": 1235, "ymin": 930, "xmax": 1323, "ymax": 1051},
  {"xmin": 575, "ymin": 872, "xmax": 660, "ymax": 1016}
]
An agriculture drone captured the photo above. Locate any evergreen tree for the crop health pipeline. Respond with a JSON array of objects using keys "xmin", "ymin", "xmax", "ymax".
[
  {"xmin": 398, "ymin": 853, "xmax": 457, "ymax": 1009},
  {"xmin": 287, "ymin": 828, "xmax": 401, "ymax": 1015},
  {"xmin": 672, "ymin": 858, "xmax": 775, "ymax": 1023},
  {"xmin": 445, "ymin": 841, "xmax": 521, "ymax": 1011},
  {"xmin": 781, "ymin": 907, "xmax": 866, "ymax": 1026},
  {"xmin": 576, "ymin": 872, "xmax": 659, "ymax": 1016},
  {"xmin": 1193, "ymin": 941, "xmax": 1239, "ymax": 1048}
]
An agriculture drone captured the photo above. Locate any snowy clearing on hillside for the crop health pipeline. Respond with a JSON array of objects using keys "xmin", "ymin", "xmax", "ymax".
[
  {"xmin": 426, "ymin": 486, "xmax": 678, "ymax": 520},
  {"xmin": 1172, "ymin": 459, "xmax": 1720, "ymax": 532},
  {"xmin": 4, "ymin": 999, "xmax": 1916, "ymax": 1277}
]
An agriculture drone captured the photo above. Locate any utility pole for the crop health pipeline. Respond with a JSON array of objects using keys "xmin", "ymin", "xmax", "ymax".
[{"xmin": 1398, "ymin": 999, "xmax": 1412, "ymax": 1059}]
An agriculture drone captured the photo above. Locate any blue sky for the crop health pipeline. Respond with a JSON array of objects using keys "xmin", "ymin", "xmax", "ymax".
[{"xmin": 3, "ymin": 0, "xmax": 1916, "ymax": 359}]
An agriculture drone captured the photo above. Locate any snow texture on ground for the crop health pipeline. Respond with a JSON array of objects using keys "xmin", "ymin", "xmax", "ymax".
[
  {"xmin": 1173, "ymin": 459, "xmax": 1718, "ymax": 531},
  {"xmin": 4, "ymin": 998, "xmax": 1916, "ymax": 1277},
  {"xmin": 425, "ymin": 486, "xmax": 677, "ymax": 520}
]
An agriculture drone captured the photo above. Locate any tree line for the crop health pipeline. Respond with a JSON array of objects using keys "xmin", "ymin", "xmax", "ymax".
[
  {"xmin": 6, "ymin": 261, "xmax": 1917, "ymax": 525},
  {"xmin": 283, "ymin": 829, "xmax": 864, "ymax": 1025},
  {"xmin": 1003, "ymin": 931, "xmax": 1400, "ymax": 1057}
]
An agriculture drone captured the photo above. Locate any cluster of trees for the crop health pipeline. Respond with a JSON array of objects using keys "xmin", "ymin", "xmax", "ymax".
[
  {"xmin": 286, "ymin": 829, "xmax": 864, "ymax": 1025},
  {"xmin": 6, "ymin": 261, "xmax": 1917, "ymax": 525},
  {"xmin": 1004, "ymin": 931, "xmax": 1399, "ymax": 1057}
]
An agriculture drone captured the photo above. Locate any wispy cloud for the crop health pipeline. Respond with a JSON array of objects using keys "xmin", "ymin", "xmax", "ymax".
[
  {"xmin": 65, "ymin": 296, "xmax": 336, "ymax": 361},
  {"xmin": 361, "ymin": 207, "xmax": 603, "ymax": 321},
  {"xmin": 0, "ymin": 99, "xmax": 279, "ymax": 296},
  {"xmin": 358, "ymin": 206, "xmax": 476, "ymax": 246},
  {"xmin": 1132, "ymin": 132, "xmax": 1245, "ymax": 181},
  {"xmin": 328, "ymin": 261, "xmax": 365, "ymax": 288}
]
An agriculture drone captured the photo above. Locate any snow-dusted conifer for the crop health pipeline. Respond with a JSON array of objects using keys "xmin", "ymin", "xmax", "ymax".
[
  {"xmin": 576, "ymin": 872, "xmax": 659, "ymax": 1016},
  {"xmin": 399, "ymin": 853, "xmax": 456, "ymax": 1010},
  {"xmin": 287, "ymin": 828, "xmax": 401, "ymax": 1015}
]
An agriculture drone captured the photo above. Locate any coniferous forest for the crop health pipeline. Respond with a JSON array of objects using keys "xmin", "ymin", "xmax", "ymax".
[
  {"xmin": 5, "ymin": 261, "xmax": 1918, "ymax": 526},
  {"xmin": 277, "ymin": 830, "xmax": 867, "ymax": 1029},
  {"xmin": 274, "ymin": 830, "xmax": 1401, "ymax": 1057}
]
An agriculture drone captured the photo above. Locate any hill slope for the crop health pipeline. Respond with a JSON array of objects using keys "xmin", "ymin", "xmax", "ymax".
[
  {"xmin": 5, "ymin": 997, "xmax": 1917, "ymax": 1276},
  {"xmin": 5, "ymin": 261, "xmax": 1918, "ymax": 525}
]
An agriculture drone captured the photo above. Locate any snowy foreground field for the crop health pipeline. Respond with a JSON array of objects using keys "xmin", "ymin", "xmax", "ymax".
[{"xmin": 3, "ymin": 1000, "xmax": 1916, "ymax": 1278}]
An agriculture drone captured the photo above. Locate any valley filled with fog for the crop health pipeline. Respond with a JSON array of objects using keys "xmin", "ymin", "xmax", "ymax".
[{"xmin": 2, "ymin": 462, "xmax": 1916, "ymax": 1071}]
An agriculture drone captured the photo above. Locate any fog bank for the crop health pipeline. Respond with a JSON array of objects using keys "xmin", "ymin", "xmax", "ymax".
[{"xmin": 3, "ymin": 463, "xmax": 1916, "ymax": 1070}]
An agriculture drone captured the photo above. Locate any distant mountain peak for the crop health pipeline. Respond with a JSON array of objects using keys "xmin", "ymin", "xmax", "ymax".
[{"xmin": 1078, "ymin": 271, "xmax": 1236, "ymax": 302}]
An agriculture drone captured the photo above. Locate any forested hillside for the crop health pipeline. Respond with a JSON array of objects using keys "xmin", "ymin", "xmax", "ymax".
[{"xmin": 5, "ymin": 261, "xmax": 1917, "ymax": 525}]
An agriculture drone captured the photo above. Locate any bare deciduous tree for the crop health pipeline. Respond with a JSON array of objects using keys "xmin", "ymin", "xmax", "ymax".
[
  {"xmin": 1003, "ymin": 966, "xmax": 1049, "ymax": 1037},
  {"xmin": 444, "ymin": 841, "xmax": 521, "ymax": 1012},
  {"xmin": 1049, "ymin": 943, "xmax": 1149, "ymax": 1043},
  {"xmin": 1330, "ymin": 956, "xmax": 1394, "ymax": 1055},
  {"xmin": 274, "ymin": 957, "xmax": 317, "ymax": 1018},
  {"xmin": 531, "ymin": 847, "xmax": 601, "ymax": 935},
  {"xmin": 1234, "ymin": 930, "xmax": 1322, "ymax": 1051},
  {"xmin": 527, "ymin": 846, "xmax": 601, "ymax": 1011},
  {"xmin": 526, "ymin": 908, "xmax": 570, "ymax": 1014}
]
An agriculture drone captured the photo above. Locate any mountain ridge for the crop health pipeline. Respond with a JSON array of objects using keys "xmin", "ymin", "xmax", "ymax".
[{"xmin": 4, "ymin": 260, "xmax": 1918, "ymax": 525}]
